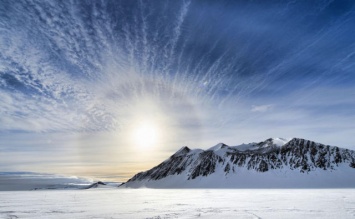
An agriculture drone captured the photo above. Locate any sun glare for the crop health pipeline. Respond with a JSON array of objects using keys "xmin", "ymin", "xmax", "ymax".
[{"xmin": 131, "ymin": 121, "xmax": 160, "ymax": 149}]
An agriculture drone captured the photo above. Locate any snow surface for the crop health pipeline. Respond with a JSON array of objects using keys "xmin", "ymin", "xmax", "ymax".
[
  {"xmin": 232, "ymin": 137, "xmax": 290, "ymax": 151},
  {"xmin": 0, "ymin": 189, "xmax": 354, "ymax": 218},
  {"xmin": 272, "ymin": 137, "xmax": 290, "ymax": 146},
  {"xmin": 207, "ymin": 143, "xmax": 228, "ymax": 151}
]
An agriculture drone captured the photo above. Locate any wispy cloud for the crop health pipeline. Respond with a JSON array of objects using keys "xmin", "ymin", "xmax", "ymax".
[
  {"xmin": 1, "ymin": 0, "xmax": 355, "ymax": 179},
  {"xmin": 251, "ymin": 104, "xmax": 274, "ymax": 113}
]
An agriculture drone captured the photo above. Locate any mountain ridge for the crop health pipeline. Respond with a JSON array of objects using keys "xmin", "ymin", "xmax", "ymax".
[{"xmin": 123, "ymin": 137, "xmax": 355, "ymax": 188}]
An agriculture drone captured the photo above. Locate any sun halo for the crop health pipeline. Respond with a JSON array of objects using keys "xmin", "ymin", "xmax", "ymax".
[{"xmin": 130, "ymin": 120, "xmax": 160, "ymax": 149}]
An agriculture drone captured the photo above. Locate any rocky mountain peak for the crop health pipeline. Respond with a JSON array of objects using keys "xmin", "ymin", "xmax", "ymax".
[
  {"xmin": 124, "ymin": 137, "xmax": 355, "ymax": 188},
  {"xmin": 172, "ymin": 146, "xmax": 191, "ymax": 157},
  {"xmin": 207, "ymin": 143, "xmax": 228, "ymax": 151}
]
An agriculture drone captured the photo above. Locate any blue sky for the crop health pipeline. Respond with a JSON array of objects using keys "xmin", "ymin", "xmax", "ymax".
[{"xmin": 1, "ymin": 0, "xmax": 355, "ymax": 181}]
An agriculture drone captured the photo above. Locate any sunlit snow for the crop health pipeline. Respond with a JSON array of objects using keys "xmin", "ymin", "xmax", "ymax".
[{"xmin": 0, "ymin": 189, "xmax": 354, "ymax": 219}]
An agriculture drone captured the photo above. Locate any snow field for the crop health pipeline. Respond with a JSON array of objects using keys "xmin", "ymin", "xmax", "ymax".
[{"xmin": 0, "ymin": 189, "xmax": 354, "ymax": 219}]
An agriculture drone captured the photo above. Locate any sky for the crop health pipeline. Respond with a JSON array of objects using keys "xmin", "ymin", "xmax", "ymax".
[{"xmin": 1, "ymin": 0, "xmax": 355, "ymax": 181}]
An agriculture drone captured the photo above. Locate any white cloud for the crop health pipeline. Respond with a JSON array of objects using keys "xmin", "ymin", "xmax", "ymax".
[{"xmin": 251, "ymin": 104, "xmax": 274, "ymax": 112}]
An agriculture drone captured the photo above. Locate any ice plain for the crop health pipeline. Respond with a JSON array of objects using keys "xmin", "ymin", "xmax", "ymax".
[{"xmin": 1, "ymin": 189, "xmax": 354, "ymax": 219}]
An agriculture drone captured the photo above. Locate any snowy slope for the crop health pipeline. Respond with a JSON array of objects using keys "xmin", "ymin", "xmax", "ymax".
[{"xmin": 123, "ymin": 138, "xmax": 355, "ymax": 188}]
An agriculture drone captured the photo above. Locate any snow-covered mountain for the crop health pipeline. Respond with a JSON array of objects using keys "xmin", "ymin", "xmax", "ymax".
[{"xmin": 123, "ymin": 138, "xmax": 355, "ymax": 188}]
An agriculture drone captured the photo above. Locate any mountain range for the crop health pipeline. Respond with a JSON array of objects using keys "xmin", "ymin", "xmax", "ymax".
[{"xmin": 123, "ymin": 138, "xmax": 355, "ymax": 188}]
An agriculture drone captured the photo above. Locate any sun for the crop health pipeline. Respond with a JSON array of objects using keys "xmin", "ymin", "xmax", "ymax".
[{"xmin": 131, "ymin": 120, "xmax": 160, "ymax": 149}]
